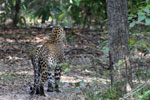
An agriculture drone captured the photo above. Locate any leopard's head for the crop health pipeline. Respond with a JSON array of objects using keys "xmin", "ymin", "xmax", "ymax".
[{"xmin": 51, "ymin": 25, "xmax": 65, "ymax": 42}]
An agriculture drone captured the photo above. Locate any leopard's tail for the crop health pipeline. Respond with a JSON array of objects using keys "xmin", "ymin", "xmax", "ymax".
[{"xmin": 29, "ymin": 55, "xmax": 40, "ymax": 95}]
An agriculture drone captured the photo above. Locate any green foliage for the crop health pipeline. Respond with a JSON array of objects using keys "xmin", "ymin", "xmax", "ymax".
[
  {"xmin": 0, "ymin": 73, "xmax": 15, "ymax": 83},
  {"xmin": 33, "ymin": 0, "xmax": 62, "ymax": 23},
  {"xmin": 129, "ymin": 39, "xmax": 136, "ymax": 47},
  {"xmin": 139, "ymin": 90, "xmax": 150, "ymax": 100},
  {"xmin": 2, "ymin": 0, "xmax": 149, "ymax": 28},
  {"xmin": 129, "ymin": 32, "xmax": 150, "ymax": 54},
  {"xmin": 61, "ymin": 63, "xmax": 71, "ymax": 73},
  {"xmin": 25, "ymin": 0, "xmax": 106, "ymax": 27},
  {"xmin": 133, "ymin": 84, "xmax": 150, "ymax": 100},
  {"xmin": 66, "ymin": 33, "xmax": 75, "ymax": 45},
  {"xmin": 67, "ymin": 0, "xmax": 106, "ymax": 27},
  {"xmin": 99, "ymin": 40, "xmax": 109, "ymax": 55},
  {"xmin": 63, "ymin": 66, "xmax": 71, "ymax": 73},
  {"xmin": 0, "ymin": 0, "xmax": 27, "ymax": 26},
  {"xmin": 129, "ymin": 0, "xmax": 150, "ymax": 28},
  {"xmin": 78, "ymin": 81, "xmax": 120, "ymax": 100},
  {"xmin": 100, "ymin": 88, "xmax": 119, "ymax": 100},
  {"xmin": 102, "ymin": 46, "xmax": 109, "ymax": 55}
]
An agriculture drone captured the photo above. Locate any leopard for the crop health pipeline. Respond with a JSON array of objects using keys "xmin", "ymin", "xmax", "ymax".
[{"xmin": 29, "ymin": 25, "xmax": 66, "ymax": 96}]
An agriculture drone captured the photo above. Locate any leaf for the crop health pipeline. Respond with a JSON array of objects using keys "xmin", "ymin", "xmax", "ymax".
[
  {"xmin": 67, "ymin": 5, "xmax": 72, "ymax": 12},
  {"xmin": 92, "ymin": 57, "xmax": 100, "ymax": 63},
  {"xmin": 129, "ymin": 39, "xmax": 135, "ymax": 47},
  {"xmin": 138, "ymin": 15, "xmax": 146, "ymax": 23},
  {"xmin": 146, "ymin": 0, "xmax": 149, "ymax": 3},
  {"xmin": 138, "ymin": 11, "xmax": 145, "ymax": 16},
  {"xmin": 12, "ymin": 0, "xmax": 16, "ymax": 6},
  {"xmin": 145, "ymin": 18, "xmax": 150, "ymax": 25},
  {"xmin": 23, "ymin": 5, "xmax": 27, "ymax": 10},
  {"xmin": 69, "ymin": 83, "xmax": 73, "ymax": 86},
  {"xmin": 13, "ymin": 45, "xmax": 19, "ymax": 49},
  {"xmin": 80, "ymin": 81, "xmax": 85, "ymax": 87},
  {"xmin": 21, "ymin": 0, "xmax": 24, "ymax": 3},
  {"xmin": 75, "ymin": 0, "xmax": 81, "ymax": 6},
  {"xmin": 102, "ymin": 46, "xmax": 109, "ymax": 55},
  {"xmin": 70, "ymin": 0, "xmax": 73, "ymax": 4},
  {"xmin": 75, "ymin": 82, "xmax": 80, "ymax": 87},
  {"xmin": 144, "ymin": 8, "xmax": 150, "ymax": 13},
  {"xmin": 58, "ymin": 13, "xmax": 64, "ymax": 21},
  {"xmin": 129, "ymin": 22, "xmax": 135, "ymax": 28},
  {"xmin": 64, "ymin": 67, "xmax": 70, "ymax": 72},
  {"xmin": 19, "ymin": 16, "xmax": 26, "ymax": 25},
  {"xmin": 139, "ymin": 90, "xmax": 150, "ymax": 100},
  {"xmin": 143, "ymin": 90, "xmax": 150, "ymax": 99},
  {"xmin": 128, "ymin": 16, "xmax": 133, "ymax": 20}
]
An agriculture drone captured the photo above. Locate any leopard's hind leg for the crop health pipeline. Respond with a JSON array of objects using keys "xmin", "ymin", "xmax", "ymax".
[
  {"xmin": 54, "ymin": 66, "xmax": 61, "ymax": 92},
  {"xmin": 47, "ymin": 71, "xmax": 54, "ymax": 92},
  {"xmin": 39, "ymin": 71, "xmax": 49, "ymax": 96}
]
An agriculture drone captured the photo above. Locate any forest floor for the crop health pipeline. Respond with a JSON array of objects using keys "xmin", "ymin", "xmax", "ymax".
[
  {"xmin": 0, "ymin": 28, "xmax": 108, "ymax": 100},
  {"xmin": 0, "ymin": 27, "xmax": 149, "ymax": 100}
]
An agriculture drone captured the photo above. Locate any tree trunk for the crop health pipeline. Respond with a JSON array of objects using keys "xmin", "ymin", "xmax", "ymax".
[
  {"xmin": 106, "ymin": 0, "xmax": 130, "ymax": 96},
  {"xmin": 13, "ymin": 0, "xmax": 20, "ymax": 27}
]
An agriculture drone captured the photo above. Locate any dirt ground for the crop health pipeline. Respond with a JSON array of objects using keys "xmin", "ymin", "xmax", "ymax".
[
  {"xmin": 0, "ymin": 28, "xmax": 107, "ymax": 100},
  {"xmin": 0, "ymin": 28, "xmax": 149, "ymax": 100}
]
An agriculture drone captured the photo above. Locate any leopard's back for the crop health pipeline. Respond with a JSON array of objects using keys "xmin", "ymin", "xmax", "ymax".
[{"xmin": 38, "ymin": 41, "xmax": 65, "ymax": 68}]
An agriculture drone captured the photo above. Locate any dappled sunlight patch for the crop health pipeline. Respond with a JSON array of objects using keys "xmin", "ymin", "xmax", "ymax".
[
  {"xmin": 61, "ymin": 74, "xmax": 110, "ymax": 85},
  {"xmin": 35, "ymin": 36, "xmax": 48, "ymax": 43},
  {"xmin": 84, "ymin": 69, "xmax": 93, "ymax": 73},
  {"xmin": 5, "ymin": 38, "xmax": 15, "ymax": 43},
  {"xmin": 0, "ymin": 72, "xmax": 6, "ymax": 75},
  {"xmin": 6, "ymin": 55, "xmax": 24, "ymax": 60},
  {"xmin": 13, "ymin": 70, "xmax": 33, "ymax": 76}
]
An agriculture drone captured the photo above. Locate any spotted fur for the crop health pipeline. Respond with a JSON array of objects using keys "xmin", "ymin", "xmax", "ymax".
[{"xmin": 29, "ymin": 26, "xmax": 66, "ymax": 96}]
